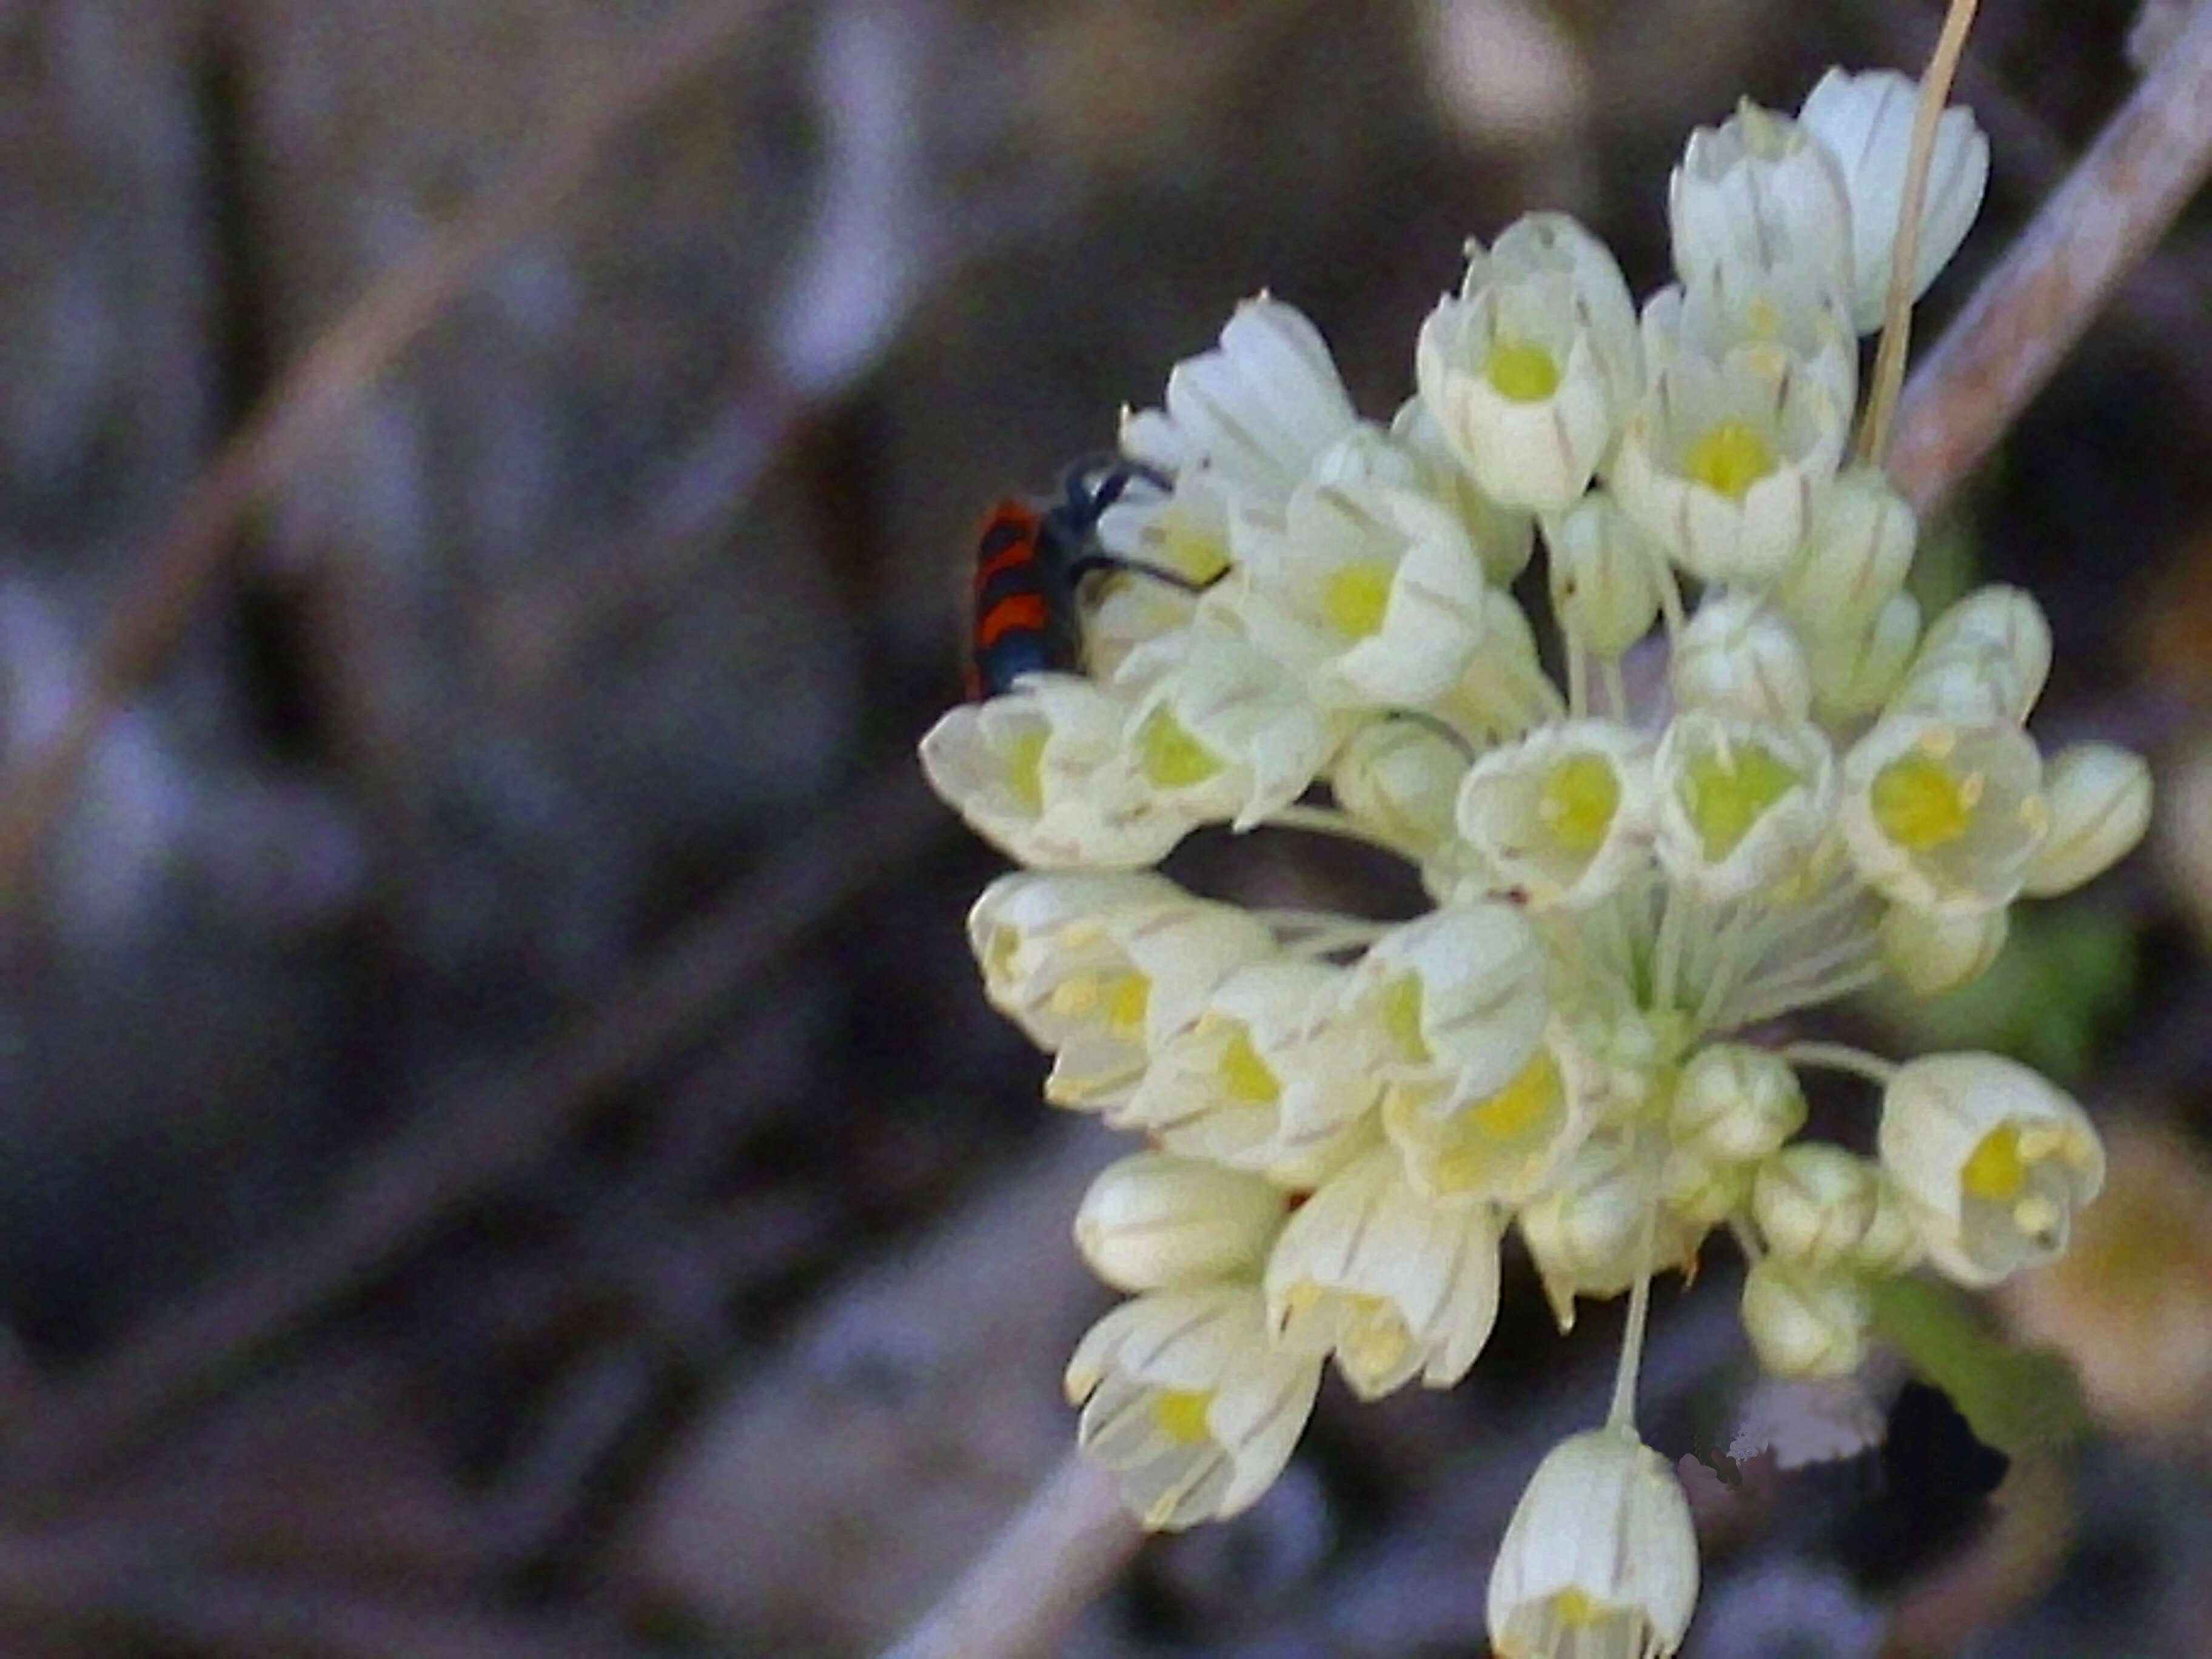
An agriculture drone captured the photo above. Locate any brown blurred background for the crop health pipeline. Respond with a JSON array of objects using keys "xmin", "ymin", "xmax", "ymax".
[{"xmin": 0, "ymin": 0, "xmax": 2205, "ymax": 1653}]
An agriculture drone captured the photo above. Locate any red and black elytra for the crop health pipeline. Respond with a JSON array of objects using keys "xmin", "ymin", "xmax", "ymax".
[{"xmin": 965, "ymin": 460, "xmax": 1210, "ymax": 700}]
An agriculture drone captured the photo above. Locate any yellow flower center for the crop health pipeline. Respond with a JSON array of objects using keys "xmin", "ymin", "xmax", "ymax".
[
  {"xmin": 1051, "ymin": 969, "xmax": 1150, "ymax": 1036},
  {"xmin": 1538, "ymin": 752, "xmax": 1621, "ymax": 854},
  {"xmin": 1681, "ymin": 740, "xmax": 1801, "ymax": 860},
  {"xmin": 1684, "ymin": 418, "xmax": 1777, "ymax": 500},
  {"xmin": 1552, "ymin": 1588, "xmax": 1604, "ymax": 1626},
  {"xmin": 1324, "ymin": 561, "xmax": 1393, "ymax": 638},
  {"xmin": 1150, "ymin": 1387, "xmax": 1216, "ymax": 1445},
  {"xmin": 1136, "ymin": 706, "xmax": 1222, "ymax": 788},
  {"xmin": 1216, "ymin": 1025, "xmax": 1281, "ymax": 1104},
  {"xmin": 1487, "ymin": 337, "xmax": 1563, "ymax": 403},
  {"xmin": 1962, "ymin": 1124, "xmax": 2027, "ymax": 1201},
  {"xmin": 1467, "ymin": 1047, "xmax": 1563, "ymax": 1142},
  {"xmin": 1871, "ymin": 751, "xmax": 1979, "ymax": 851},
  {"xmin": 1338, "ymin": 1292, "xmax": 1413, "ymax": 1381},
  {"xmin": 1005, "ymin": 727, "xmax": 1047, "ymax": 814}
]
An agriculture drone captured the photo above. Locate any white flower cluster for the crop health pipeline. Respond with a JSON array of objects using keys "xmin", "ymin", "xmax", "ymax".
[{"xmin": 921, "ymin": 69, "xmax": 2150, "ymax": 1656}]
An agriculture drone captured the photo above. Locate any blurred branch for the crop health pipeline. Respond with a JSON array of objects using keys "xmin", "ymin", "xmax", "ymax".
[
  {"xmin": 1887, "ymin": 0, "xmax": 2212, "ymax": 515},
  {"xmin": 882, "ymin": 1452, "xmax": 1141, "ymax": 1659},
  {"xmin": 0, "ymin": 762, "xmax": 950, "ymax": 1500},
  {"xmin": 0, "ymin": 0, "xmax": 797, "ymax": 919}
]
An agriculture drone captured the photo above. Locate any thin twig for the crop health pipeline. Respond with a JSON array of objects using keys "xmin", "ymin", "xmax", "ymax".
[
  {"xmin": 1856, "ymin": 0, "xmax": 1980, "ymax": 466},
  {"xmin": 881, "ymin": 1451, "xmax": 1142, "ymax": 1659},
  {"xmin": 0, "ymin": 0, "xmax": 793, "ymax": 917},
  {"xmin": 1886, "ymin": 0, "xmax": 2212, "ymax": 515}
]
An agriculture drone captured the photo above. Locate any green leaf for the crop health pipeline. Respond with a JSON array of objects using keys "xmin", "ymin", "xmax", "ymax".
[{"xmin": 1871, "ymin": 1275, "xmax": 2093, "ymax": 1461}]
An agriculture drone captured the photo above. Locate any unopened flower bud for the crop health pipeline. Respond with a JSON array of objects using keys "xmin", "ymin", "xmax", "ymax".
[
  {"xmin": 1741, "ymin": 1255, "xmax": 1871, "ymax": 1377},
  {"xmin": 1076, "ymin": 1154, "xmax": 1289, "ymax": 1290},
  {"xmin": 1753, "ymin": 1144, "xmax": 1880, "ymax": 1266},
  {"xmin": 1544, "ymin": 491, "xmax": 1664, "ymax": 658},
  {"xmin": 1330, "ymin": 716, "xmax": 1469, "ymax": 859},
  {"xmin": 1518, "ymin": 1137, "xmax": 1695, "ymax": 1329},
  {"xmin": 1780, "ymin": 466, "xmax": 1916, "ymax": 636},
  {"xmin": 1892, "ymin": 585, "xmax": 2053, "ymax": 725},
  {"xmin": 1671, "ymin": 592, "xmax": 1812, "ymax": 722},
  {"xmin": 1670, "ymin": 1042, "xmax": 1808, "ymax": 1162},
  {"xmin": 1849, "ymin": 1172, "xmax": 1925, "ymax": 1275},
  {"xmin": 1808, "ymin": 589, "xmax": 1921, "ymax": 720},
  {"xmin": 1880, "ymin": 902, "xmax": 2008, "ymax": 994},
  {"xmin": 2022, "ymin": 742, "xmax": 2153, "ymax": 897}
]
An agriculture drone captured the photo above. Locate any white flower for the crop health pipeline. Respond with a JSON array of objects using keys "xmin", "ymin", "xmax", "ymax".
[
  {"xmin": 1113, "ymin": 626, "xmax": 1338, "ymax": 829},
  {"xmin": 1669, "ymin": 99, "xmax": 1853, "ymax": 298},
  {"xmin": 1797, "ymin": 67, "xmax": 1990, "ymax": 332},
  {"xmin": 1669, "ymin": 592, "xmax": 1812, "ymax": 723},
  {"xmin": 1383, "ymin": 1036, "xmax": 1590, "ymax": 1204},
  {"xmin": 1610, "ymin": 350, "xmax": 1848, "ymax": 587},
  {"xmin": 1339, "ymin": 903, "xmax": 1550, "ymax": 1100},
  {"xmin": 1455, "ymin": 719, "xmax": 1657, "ymax": 908},
  {"xmin": 965, "ymin": 872, "xmax": 1275, "ymax": 1108},
  {"xmin": 1487, "ymin": 1427, "xmax": 1700, "ymax": 1659},
  {"xmin": 1640, "ymin": 258, "xmax": 1856, "ymax": 420},
  {"xmin": 1838, "ymin": 714, "xmax": 2046, "ymax": 915},
  {"xmin": 1415, "ymin": 213, "xmax": 1641, "ymax": 512},
  {"xmin": 919, "ymin": 677, "xmax": 1190, "ymax": 869},
  {"xmin": 1877, "ymin": 1052, "xmax": 2106, "ymax": 1287},
  {"xmin": 1264, "ymin": 1145, "xmax": 1503, "ymax": 1398},
  {"xmin": 1232, "ymin": 476, "xmax": 1492, "ymax": 709},
  {"xmin": 1074, "ymin": 1153, "xmax": 1288, "ymax": 1291},
  {"xmin": 1065, "ymin": 1283, "xmax": 1323, "ymax": 1529},
  {"xmin": 1119, "ymin": 295, "xmax": 1358, "ymax": 500},
  {"xmin": 1542, "ymin": 490, "xmax": 1665, "ymax": 659},
  {"xmin": 1116, "ymin": 957, "xmax": 1380, "ymax": 1183},
  {"xmin": 1654, "ymin": 713, "xmax": 1835, "ymax": 902}
]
